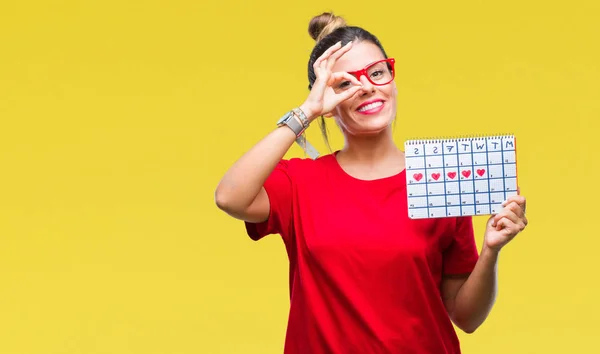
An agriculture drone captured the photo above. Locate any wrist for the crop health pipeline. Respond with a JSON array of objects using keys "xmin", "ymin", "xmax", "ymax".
[
  {"xmin": 481, "ymin": 244, "xmax": 501, "ymax": 259},
  {"xmin": 298, "ymin": 103, "xmax": 319, "ymax": 123},
  {"xmin": 277, "ymin": 109, "xmax": 308, "ymax": 138},
  {"xmin": 291, "ymin": 107, "xmax": 310, "ymax": 129}
]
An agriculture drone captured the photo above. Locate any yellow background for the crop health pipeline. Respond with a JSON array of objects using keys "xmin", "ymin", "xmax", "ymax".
[{"xmin": 1, "ymin": 0, "xmax": 598, "ymax": 353}]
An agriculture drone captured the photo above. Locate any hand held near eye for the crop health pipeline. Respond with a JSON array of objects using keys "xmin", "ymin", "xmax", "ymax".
[{"xmin": 300, "ymin": 41, "xmax": 363, "ymax": 122}]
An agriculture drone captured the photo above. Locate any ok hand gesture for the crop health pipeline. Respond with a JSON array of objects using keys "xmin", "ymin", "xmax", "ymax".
[{"xmin": 300, "ymin": 41, "xmax": 363, "ymax": 121}]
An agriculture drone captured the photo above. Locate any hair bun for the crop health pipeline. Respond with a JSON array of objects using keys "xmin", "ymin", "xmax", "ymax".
[{"xmin": 308, "ymin": 12, "xmax": 347, "ymax": 42}]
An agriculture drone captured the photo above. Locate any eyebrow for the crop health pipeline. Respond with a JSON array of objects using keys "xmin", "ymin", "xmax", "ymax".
[{"xmin": 347, "ymin": 59, "xmax": 386, "ymax": 73}]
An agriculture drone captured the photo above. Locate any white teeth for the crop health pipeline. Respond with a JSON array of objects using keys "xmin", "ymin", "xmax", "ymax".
[{"xmin": 358, "ymin": 101, "xmax": 383, "ymax": 112}]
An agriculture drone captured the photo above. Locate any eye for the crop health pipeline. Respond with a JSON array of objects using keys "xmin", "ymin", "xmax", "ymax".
[
  {"xmin": 338, "ymin": 81, "xmax": 351, "ymax": 89},
  {"xmin": 370, "ymin": 70, "xmax": 384, "ymax": 78}
]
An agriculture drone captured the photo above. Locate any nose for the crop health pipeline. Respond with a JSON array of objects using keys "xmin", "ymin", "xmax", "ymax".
[{"xmin": 358, "ymin": 75, "xmax": 375, "ymax": 95}]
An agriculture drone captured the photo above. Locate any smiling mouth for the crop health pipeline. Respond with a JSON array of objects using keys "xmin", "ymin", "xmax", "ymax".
[{"xmin": 357, "ymin": 100, "xmax": 384, "ymax": 113}]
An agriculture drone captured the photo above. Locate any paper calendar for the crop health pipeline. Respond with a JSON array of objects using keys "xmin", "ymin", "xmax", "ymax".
[{"xmin": 404, "ymin": 135, "xmax": 518, "ymax": 219}]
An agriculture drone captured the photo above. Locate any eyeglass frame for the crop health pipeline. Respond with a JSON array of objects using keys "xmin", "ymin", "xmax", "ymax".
[{"xmin": 347, "ymin": 58, "xmax": 396, "ymax": 86}]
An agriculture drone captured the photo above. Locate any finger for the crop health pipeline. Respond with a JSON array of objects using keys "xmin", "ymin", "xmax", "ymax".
[
  {"xmin": 321, "ymin": 42, "xmax": 353, "ymax": 72},
  {"xmin": 330, "ymin": 72, "xmax": 363, "ymax": 87},
  {"xmin": 495, "ymin": 217, "xmax": 508, "ymax": 231},
  {"xmin": 336, "ymin": 85, "xmax": 363, "ymax": 102},
  {"xmin": 314, "ymin": 42, "xmax": 341, "ymax": 67},
  {"xmin": 502, "ymin": 198, "xmax": 526, "ymax": 217},
  {"xmin": 313, "ymin": 41, "xmax": 343, "ymax": 70},
  {"xmin": 495, "ymin": 218, "xmax": 518, "ymax": 234},
  {"xmin": 498, "ymin": 215, "xmax": 527, "ymax": 234},
  {"xmin": 493, "ymin": 202, "xmax": 523, "ymax": 223},
  {"xmin": 492, "ymin": 209, "xmax": 519, "ymax": 228},
  {"xmin": 313, "ymin": 67, "xmax": 354, "ymax": 92},
  {"xmin": 502, "ymin": 196, "xmax": 526, "ymax": 214},
  {"xmin": 503, "ymin": 194, "xmax": 525, "ymax": 206},
  {"xmin": 326, "ymin": 41, "xmax": 353, "ymax": 71},
  {"xmin": 503, "ymin": 201, "xmax": 525, "ymax": 218},
  {"xmin": 494, "ymin": 201, "xmax": 529, "ymax": 231}
]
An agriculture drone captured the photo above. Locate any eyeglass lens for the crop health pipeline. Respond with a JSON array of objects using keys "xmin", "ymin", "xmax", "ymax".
[{"xmin": 363, "ymin": 61, "xmax": 393, "ymax": 85}]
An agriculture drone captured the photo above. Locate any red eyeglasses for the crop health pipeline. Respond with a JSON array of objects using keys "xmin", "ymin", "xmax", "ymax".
[{"xmin": 347, "ymin": 58, "xmax": 396, "ymax": 87}]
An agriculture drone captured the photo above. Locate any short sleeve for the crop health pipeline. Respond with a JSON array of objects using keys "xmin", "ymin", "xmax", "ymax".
[
  {"xmin": 244, "ymin": 160, "xmax": 294, "ymax": 241},
  {"xmin": 442, "ymin": 216, "xmax": 479, "ymax": 275}
]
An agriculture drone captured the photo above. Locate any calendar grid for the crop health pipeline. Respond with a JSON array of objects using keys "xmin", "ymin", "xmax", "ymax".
[
  {"xmin": 405, "ymin": 135, "xmax": 518, "ymax": 219},
  {"xmin": 456, "ymin": 141, "xmax": 463, "ymax": 217},
  {"xmin": 423, "ymin": 143, "xmax": 430, "ymax": 217},
  {"xmin": 501, "ymin": 138, "xmax": 507, "ymax": 206},
  {"xmin": 486, "ymin": 139, "xmax": 491, "ymax": 216},
  {"xmin": 470, "ymin": 142, "xmax": 477, "ymax": 215},
  {"xmin": 441, "ymin": 144, "xmax": 448, "ymax": 217}
]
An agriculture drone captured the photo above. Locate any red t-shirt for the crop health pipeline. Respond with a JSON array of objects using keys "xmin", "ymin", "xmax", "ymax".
[{"xmin": 245, "ymin": 153, "xmax": 479, "ymax": 354}]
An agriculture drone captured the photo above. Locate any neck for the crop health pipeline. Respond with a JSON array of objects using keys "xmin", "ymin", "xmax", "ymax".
[
  {"xmin": 339, "ymin": 127, "xmax": 401, "ymax": 163},
  {"xmin": 335, "ymin": 127, "xmax": 405, "ymax": 181}
]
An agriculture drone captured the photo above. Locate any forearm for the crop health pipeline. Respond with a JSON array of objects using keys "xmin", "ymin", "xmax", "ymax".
[
  {"xmin": 451, "ymin": 246, "xmax": 499, "ymax": 333},
  {"xmin": 214, "ymin": 123, "xmax": 298, "ymax": 211}
]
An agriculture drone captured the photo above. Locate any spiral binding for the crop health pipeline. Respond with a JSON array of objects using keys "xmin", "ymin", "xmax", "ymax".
[{"xmin": 404, "ymin": 133, "xmax": 515, "ymax": 145}]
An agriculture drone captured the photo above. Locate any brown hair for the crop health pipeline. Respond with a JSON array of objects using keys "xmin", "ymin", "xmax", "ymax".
[
  {"xmin": 309, "ymin": 12, "xmax": 348, "ymax": 42},
  {"xmin": 307, "ymin": 12, "xmax": 389, "ymax": 152}
]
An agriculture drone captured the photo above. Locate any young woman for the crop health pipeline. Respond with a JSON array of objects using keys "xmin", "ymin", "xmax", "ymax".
[{"xmin": 215, "ymin": 12, "xmax": 528, "ymax": 354}]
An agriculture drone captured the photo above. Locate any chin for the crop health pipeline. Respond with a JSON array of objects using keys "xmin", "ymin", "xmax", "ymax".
[{"xmin": 344, "ymin": 116, "xmax": 394, "ymax": 136}]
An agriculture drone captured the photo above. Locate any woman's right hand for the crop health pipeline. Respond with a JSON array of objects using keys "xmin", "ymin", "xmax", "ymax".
[{"xmin": 300, "ymin": 41, "xmax": 363, "ymax": 122}]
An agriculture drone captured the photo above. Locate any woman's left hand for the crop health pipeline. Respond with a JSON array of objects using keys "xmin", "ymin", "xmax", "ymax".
[{"xmin": 484, "ymin": 190, "xmax": 528, "ymax": 251}]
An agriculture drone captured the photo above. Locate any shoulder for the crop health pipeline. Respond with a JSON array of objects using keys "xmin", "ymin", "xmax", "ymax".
[{"xmin": 280, "ymin": 153, "xmax": 337, "ymax": 178}]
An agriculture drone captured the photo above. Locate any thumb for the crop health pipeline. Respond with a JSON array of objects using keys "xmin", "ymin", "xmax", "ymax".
[{"xmin": 487, "ymin": 215, "xmax": 496, "ymax": 228}]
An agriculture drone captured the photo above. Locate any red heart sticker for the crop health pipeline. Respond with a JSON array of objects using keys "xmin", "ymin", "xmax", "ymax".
[
  {"xmin": 413, "ymin": 173, "xmax": 423, "ymax": 181},
  {"xmin": 432, "ymin": 173, "xmax": 441, "ymax": 180},
  {"xmin": 447, "ymin": 172, "xmax": 457, "ymax": 179},
  {"xmin": 477, "ymin": 169, "xmax": 486, "ymax": 176},
  {"xmin": 462, "ymin": 170, "xmax": 471, "ymax": 178}
]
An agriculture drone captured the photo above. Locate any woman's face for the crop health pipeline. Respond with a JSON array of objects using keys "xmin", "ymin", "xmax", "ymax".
[{"xmin": 330, "ymin": 41, "xmax": 398, "ymax": 136}]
